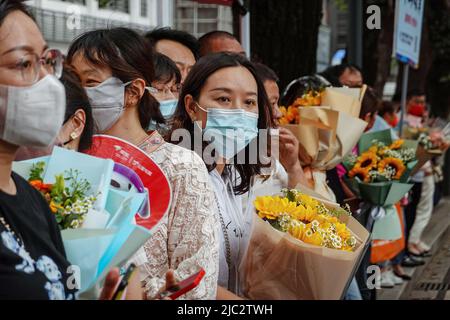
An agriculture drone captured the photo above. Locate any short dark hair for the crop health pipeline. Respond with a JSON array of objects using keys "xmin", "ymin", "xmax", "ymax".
[
  {"xmin": 60, "ymin": 66, "xmax": 94, "ymax": 152},
  {"xmin": 280, "ymin": 75, "xmax": 326, "ymax": 107},
  {"xmin": 392, "ymin": 91, "xmax": 402, "ymax": 103},
  {"xmin": 252, "ymin": 62, "xmax": 279, "ymax": 83},
  {"xmin": 0, "ymin": 0, "xmax": 33, "ymax": 26},
  {"xmin": 153, "ymin": 53, "xmax": 181, "ymax": 85},
  {"xmin": 407, "ymin": 88, "xmax": 425, "ymax": 100},
  {"xmin": 67, "ymin": 27, "xmax": 164, "ymax": 128},
  {"xmin": 378, "ymin": 100, "xmax": 396, "ymax": 117},
  {"xmin": 170, "ymin": 53, "xmax": 272, "ymax": 195},
  {"xmin": 318, "ymin": 63, "xmax": 363, "ymax": 87},
  {"xmin": 360, "ymin": 87, "xmax": 381, "ymax": 119},
  {"xmin": 198, "ymin": 30, "xmax": 238, "ymax": 56},
  {"xmin": 145, "ymin": 27, "xmax": 199, "ymax": 60}
]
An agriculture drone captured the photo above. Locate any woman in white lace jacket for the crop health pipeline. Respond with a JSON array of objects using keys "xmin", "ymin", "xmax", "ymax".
[
  {"xmin": 169, "ymin": 53, "xmax": 277, "ymax": 299},
  {"xmin": 67, "ymin": 28, "xmax": 220, "ymax": 300}
]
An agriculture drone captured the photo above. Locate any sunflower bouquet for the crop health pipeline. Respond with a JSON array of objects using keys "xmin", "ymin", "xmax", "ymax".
[
  {"xmin": 277, "ymin": 84, "xmax": 368, "ymax": 202},
  {"xmin": 343, "ymin": 129, "xmax": 417, "ymax": 207},
  {"xmin": 403, "ymin": 126, "xmax": 444, "ymax": 152},
  {"xmin": 279, "ymin": 88, "xmax": 324, "ymax": 125},
  {"xmin": 240, "ymin": 188, "xmax": 369, "ymax": 300},
  {"xmin": 254, "ymin": 189, "xmax": 357, "ymax": 251},
  {"xmin": 346, "ymin": 139, "xmax": 416, "ymax": 184},
  {"xmin": 28, "ymin": 161, "xmax": 97, "ymax": 230}
]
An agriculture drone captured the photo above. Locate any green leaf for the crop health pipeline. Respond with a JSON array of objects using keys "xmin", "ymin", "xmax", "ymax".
[
  {"xmin": 268, "ymin": 219, "xmax": 284, "ymax": 232},
  {"xmin": 285, "ymin": 189, "xmax": 297, "ymax": 202},
  {"xmin": 28, "ymin": 161, "xmax": 46, "ymax": 182}
]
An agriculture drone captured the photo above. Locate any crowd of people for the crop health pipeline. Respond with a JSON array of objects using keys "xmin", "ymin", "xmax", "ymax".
[{"xmin": 0, "ymin": 0, "xmax": 448, "ymax": 300}]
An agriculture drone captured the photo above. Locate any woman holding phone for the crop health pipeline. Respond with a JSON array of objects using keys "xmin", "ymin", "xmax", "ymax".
[{"xmin": 66, "ymin": 28, "xmax": 220, "ymax": 300}]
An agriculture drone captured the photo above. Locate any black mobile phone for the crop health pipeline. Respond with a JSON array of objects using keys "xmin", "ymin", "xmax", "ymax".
[{"xmin": 112, "ymin": 263, "xmax": 137, "ymax": 300}]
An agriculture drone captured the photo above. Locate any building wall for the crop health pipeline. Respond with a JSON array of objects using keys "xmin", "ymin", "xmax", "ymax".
[
  {"xmin": 174, "ymin": 0, "xmax": 233, "ymax": 38},
  {"xmin": 317, "ymin": 0, "xmax": 332, "ymax": 72},
  {"xmin": 26, "ymin": 0, "xmax": 167, "ymax": 52},
  {"xmin": 328, "ymin": 0, "xmax": 349, "ymax": 63},
  {"xmin": 28, "ymin": 0, "xmax": 235, "ymax": 52}
]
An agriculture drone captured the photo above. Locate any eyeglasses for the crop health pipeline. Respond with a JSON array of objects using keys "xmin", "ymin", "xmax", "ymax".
[
  {"xmin": 148, "ymin": 83, "xmax": 182, "ymax": 99},
  {"xmin": 0, "ymin": 48, "xmax": 63, "ymax": 85}
]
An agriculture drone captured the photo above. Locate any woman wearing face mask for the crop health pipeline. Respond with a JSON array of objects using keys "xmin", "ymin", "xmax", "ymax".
[
  {"xmin": 0, "ymin": 0, "xmax": 130, "ymax": 300},
  {"xmin": 170, "ymin": 53, "xmax": 272, "ymax": 299},
  {"xmin": 147, "ymin": 53, "xmax": 181, "ymax": 135},
  {"xmin": 54, "ymin": 67, "xmax": 94, "ymax": 152},
  {"xmin": 66, "ymin": 28, "xmax": 219, "ymax": 300},
  {"xmin": 15, "ymin": 66, "xmax": 95, "ymax": 161}
]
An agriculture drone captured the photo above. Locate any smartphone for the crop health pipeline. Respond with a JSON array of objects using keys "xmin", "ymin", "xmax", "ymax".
[
  {"xmin": 159, "ymin": 268, "xmax": 206, "ymax": 300},
  {"xmin": 112, "ymin": 263, "xmax": 137, "ymax": 300}
]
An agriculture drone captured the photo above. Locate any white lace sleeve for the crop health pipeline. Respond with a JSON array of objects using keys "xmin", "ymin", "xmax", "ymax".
[{"xmin": 135, "ymin": 143, "xmax": 220, "ymax": 300}]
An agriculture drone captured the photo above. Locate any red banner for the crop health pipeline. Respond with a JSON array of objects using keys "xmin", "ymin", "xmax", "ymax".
[{"xmin": 86, "ymin": 135, "xmax": 171, "ymax": 231}]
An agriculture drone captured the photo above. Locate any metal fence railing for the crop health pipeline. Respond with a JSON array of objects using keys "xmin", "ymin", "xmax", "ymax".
[
  {"xmin": 30, "ymin": 7, "xmax": 151, "ymax": 44},
  {"xmin": 60, "ymin": 0, "xmax": 87, "ymax": 5}
]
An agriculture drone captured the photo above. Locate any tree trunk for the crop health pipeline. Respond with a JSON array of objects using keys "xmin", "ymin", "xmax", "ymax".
[
  {"xmin": 362, "ymin": 0, "xmax": 383, "ymax": 88},
  {"xmin": 427, "ymin": 0, "xmax": 450, "ymax": 119},
  {"xmin": 361, "ymin": 0, "xmax": 395, "ymax": 96},
  {"xmin": 249, "ymin": 0, "xmax": 323, "ymax": 90},
  {"xmin": 373, "ymin": 0, "xmax": 395, "ymax": 96}
]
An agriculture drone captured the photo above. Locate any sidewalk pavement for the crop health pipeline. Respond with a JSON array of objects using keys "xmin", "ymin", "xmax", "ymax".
[{"xmin": 377, "ymin": 197, "xmax": 450, "ymax": 300}]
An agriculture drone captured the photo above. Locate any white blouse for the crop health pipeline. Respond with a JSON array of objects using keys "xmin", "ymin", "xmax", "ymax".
[{"xmin": 209, "ymin": 169, "xmax": 253, "ymax": 295}]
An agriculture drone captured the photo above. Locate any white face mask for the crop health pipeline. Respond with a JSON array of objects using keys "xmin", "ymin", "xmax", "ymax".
[
  {"xmin": 0, "ymin": 75, "xmax": 66, "ymax": 148},
  {"xmin": 84, "ymin": 77, "xmax": 131, "ymax": 133}
]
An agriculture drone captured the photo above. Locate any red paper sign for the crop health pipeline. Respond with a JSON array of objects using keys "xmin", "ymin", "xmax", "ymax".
[{"xmin": 85, "ymin": 135, "xmax": 171, "ymax": 231}]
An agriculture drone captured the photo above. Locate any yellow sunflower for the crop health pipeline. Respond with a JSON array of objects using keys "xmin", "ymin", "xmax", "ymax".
[
  {"xmin": 389, "ymin": 139, "xmax": 404, "ymax": 150},
  {"xmin": 335, "ymin": 222, "xmax": 351, "ymax": 240},
  {"xmin": 278, "ymin": 106, "xmax": 289, "ymax": 125},
  {"xmin": 288, "ymin": 221, "xmax": 306, "ymax": 240},
  {"xmin": 295, "ymin": 204, "xmax": 318, "ymax": 223},
  {"xmin": 378, "ymin": 157, "xmax": 406, "ymax": 180},
  {"xmin": 254, "ymin": 196, "xmax": 303, "ymax": 220},
  {"xmin": 348, "ymin": 166, "xmax": 371, "ymax": 183},
  {"xmin": 378, "ymin": 146, "xmax": 389, "ymax": 156},
  {"xmin": 315, "ymin": 214, "xmax": 339, "ymax": 225},
  {"xmin": 301, "ymin": 228, "xmax": 323, "ymax": 246},
  {"xmin": 295, "ymin": 193, "xmax": 319, "ymax": 211},
  {"xmin": 356, "ymin": 152, "xmax": 378, "ymax": 169},
  {"xmin": 368, "ymin": 146, "xmax": 378, "ymax": 154}
]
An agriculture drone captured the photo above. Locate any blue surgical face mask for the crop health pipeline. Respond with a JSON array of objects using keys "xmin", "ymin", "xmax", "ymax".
[
  {"xmin": 196, "ymin": 104, "xmax": 259, "ymax": 161},
  {"xmin": 159, "ymin": 99, "xmax": 178, "ymax": 120}
]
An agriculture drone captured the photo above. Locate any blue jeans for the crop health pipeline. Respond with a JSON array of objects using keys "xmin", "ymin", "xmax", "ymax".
[{"xmin": 345, "ymin": 277, "xmax": 362, "ymax": 300}]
